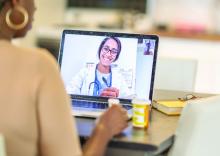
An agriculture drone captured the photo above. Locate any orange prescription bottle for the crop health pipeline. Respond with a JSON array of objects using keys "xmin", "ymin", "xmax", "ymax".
[{"xmin": 132, "ymin": 99, "xmax": 150, "ymax": 128}]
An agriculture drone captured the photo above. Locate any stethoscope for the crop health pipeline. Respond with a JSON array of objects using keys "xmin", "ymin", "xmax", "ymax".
[{"xmin": 88, "ymin": 64, "xmax": 112, "ymax": 95}]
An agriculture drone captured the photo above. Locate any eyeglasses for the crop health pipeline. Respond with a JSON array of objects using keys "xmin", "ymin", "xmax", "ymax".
[
  {"xmin": 178, "ymin": 94, "xmax": 198, "ymax": 101},
  {"xmin": 102, "ymin": 46, "xmax": 118, "ymax": 55}
]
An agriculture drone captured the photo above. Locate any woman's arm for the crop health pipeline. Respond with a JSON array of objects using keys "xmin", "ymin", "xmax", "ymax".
[{"xmin": 83, "ymin": 105, "xmax": 128, "ymax": 156}]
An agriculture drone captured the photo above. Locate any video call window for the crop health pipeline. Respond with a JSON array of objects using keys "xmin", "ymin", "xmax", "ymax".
[{"xmin": 60, "ymin": 34, "xmax": 156, "ymax": 100}]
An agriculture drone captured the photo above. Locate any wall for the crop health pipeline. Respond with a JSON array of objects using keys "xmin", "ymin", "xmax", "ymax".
[
  {"xmin": 158, "ymin": 37, "xmax": 220, "ymax": 94},
  {"xmin": 147, "ymin": 0, "xmax": 220, "ymax": 94},
  {"xmin": 152, "ymin": 0, "xmax": 217, "ymax": 32}
]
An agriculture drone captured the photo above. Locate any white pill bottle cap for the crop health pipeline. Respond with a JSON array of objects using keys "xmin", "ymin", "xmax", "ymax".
[{"xmin": 108, "ymin": 98, "xmax": 120, "ymax": 107}]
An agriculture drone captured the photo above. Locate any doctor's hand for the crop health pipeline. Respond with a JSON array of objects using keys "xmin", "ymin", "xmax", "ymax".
[{"xmin": 100, "ymin": 87, "xmax": 119, "ymax": 98}]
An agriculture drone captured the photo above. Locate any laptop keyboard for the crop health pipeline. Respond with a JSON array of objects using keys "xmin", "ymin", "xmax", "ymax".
[{"xmin": 72, "ymin": 99, "xmax": 132, "ymax": 110}]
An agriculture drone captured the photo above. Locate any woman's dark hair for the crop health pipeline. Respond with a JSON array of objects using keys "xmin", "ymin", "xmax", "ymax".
[
  {"xmin": 0, "ymin": 0, "xmax": 7, "ymax": 11},
  {"xmin": 98, "ymin": 37, "xmax": 121, "ymax": 62}
]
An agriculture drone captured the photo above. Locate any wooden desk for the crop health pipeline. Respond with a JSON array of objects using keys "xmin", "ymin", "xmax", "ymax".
[
  {"xmin": 75, "ymin": 90, "xmax": 214, "ymax": 155},
  {"xmin": 76, "ymin": 109, "xmax": 179, "ymax": 155}
]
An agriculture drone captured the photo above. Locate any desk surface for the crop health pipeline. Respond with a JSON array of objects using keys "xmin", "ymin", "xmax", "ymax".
[
  {"xmin": 75, "ymin": 89, "xmax": 214, "ymax": 152},
  {"xmin": 76, "ymin": 109, "xmax": 179, "ymax": 152}
]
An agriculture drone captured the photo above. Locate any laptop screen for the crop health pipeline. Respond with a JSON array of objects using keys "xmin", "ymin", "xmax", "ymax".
[{"xmin": 59, "ymin": 30, "xmax": 158, "ymax": 101}]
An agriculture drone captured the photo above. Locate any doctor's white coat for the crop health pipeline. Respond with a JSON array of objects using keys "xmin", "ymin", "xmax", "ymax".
[{"xmin": 67, "ymin": 65, "xmax": 130, "ymax": 98}]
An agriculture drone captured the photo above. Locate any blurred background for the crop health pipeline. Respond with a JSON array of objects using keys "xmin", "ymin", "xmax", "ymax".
[{"xmin": 14, "ymin": 0, "xmax": 220, "ymax": 94}]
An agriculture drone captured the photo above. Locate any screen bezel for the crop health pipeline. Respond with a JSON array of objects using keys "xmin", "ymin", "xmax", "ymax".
[{"xmin": 58, "ymin": 29, "xmax": 159, "ymax": 103}]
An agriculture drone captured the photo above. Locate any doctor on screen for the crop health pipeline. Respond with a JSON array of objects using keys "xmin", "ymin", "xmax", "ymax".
[{"xmin": 67, "ymin": 37, "xmax": 130, "ymax": 98}]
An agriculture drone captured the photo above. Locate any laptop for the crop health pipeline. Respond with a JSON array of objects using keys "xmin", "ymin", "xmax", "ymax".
[{"xmin": 58, "ymin": 29, "xmax": 159, "ymax": 118}]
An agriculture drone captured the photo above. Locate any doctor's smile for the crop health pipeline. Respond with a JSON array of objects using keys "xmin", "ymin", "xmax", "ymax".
[
  {"xmin": 101, "ymin": 46, "xmax": 118, "ymax": 65},
  {"xmin": 100, "ymin": 38, "xmax": 119, "ymax": 67}
]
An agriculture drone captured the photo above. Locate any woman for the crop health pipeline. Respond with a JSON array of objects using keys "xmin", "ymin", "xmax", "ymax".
[
  {"xmin": 0, "ymin": 0, "xmax": 128, "ymax": 156},
  {"xmin": 67, "ymin": 37, "xmax": 130, "ymax": 98}
]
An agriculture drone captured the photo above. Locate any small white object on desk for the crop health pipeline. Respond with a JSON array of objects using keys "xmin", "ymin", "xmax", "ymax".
[{"xmin": 108, "ymin": 98, "xmax": 120, "ymax": 107}]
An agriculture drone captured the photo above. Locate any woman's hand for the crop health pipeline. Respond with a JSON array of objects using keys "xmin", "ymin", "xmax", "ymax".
[
  {"xmin": 95, "ymin": 104, "xmax": 129, "ymax": 139},
  {"xmin": 83, "ymin": 104, "xmax": 128, "ymax": 156}
]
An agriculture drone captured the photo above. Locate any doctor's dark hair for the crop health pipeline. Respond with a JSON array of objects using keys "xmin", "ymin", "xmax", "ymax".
[{"xmin": 98, "ymin": 37, "xmax": 121, "ymax": 62}]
